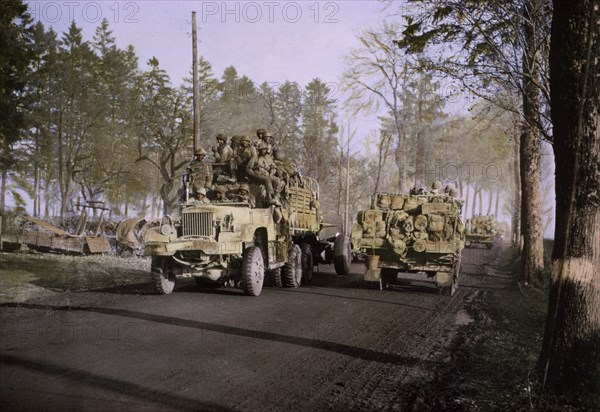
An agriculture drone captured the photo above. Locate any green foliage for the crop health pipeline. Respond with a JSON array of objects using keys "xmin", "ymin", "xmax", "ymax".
[
  {"xmin": 5, "ymin": 17, "xmax": 351, "ymax": 219},
  {"xmin": 0, "ymin": 0, "xmax": 38, "ymax": 175}
]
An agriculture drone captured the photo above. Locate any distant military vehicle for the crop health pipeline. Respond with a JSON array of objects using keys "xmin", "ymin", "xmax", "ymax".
[
  {"xmin": 143, "ymin": 166, "xmax": 350, "ymax": 296},
  {"xmin": 465, "ymin": 214, "xmax": 500, "ymax": 249},
  {"xmin": 351, "ymin": 191, "xmax": 465, "ymax": 295}
]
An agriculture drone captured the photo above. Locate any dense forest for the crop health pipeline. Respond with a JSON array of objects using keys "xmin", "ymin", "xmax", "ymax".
[{"xmin": 0, "ymin": 4, "xmax": 527, "ymax": 234}]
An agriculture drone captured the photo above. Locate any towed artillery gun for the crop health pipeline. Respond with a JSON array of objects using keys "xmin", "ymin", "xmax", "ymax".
[
  {"xmin": 351, "ymin": 191, "xmax": 465, "ymax": 295},
  {"xmin": 143, "ymin": 164, "xmax": 350, "ymax": 296},
  {"xmin": 465, "ymin": 214, "xmax": 500, "ymax": 249}
]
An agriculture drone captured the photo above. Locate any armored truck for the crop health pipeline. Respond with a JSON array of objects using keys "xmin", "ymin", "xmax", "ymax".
[
  {"xmin": 465, "ymin": 214, "xmax": 500, "ymax": 249},
  {"xmin": 144, "ymin": 170, "xmax": 350, "ymax": 296},
  {"xmin": 351, "ymin": 192, "xmax": 465, "ymax": 295}
]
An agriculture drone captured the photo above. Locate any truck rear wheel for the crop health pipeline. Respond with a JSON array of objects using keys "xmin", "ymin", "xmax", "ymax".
[
  {"xmin": 333, "ymin": 234, "xmax": 351, "ymax": 276},
  {"xmin": 241, "ymin": 246, "xmax": 265, "ymax": 296},
  {"xmin": 268, "ymin": 268, "xmax": 283, "ymax": 288},
  {"xmin": 283, "ymin": 244, "xmax": 302, "ymax": 288},
  {"xmin": 300, "ymin": 243, "xmax": 313, "ymax": 284},
  {"xmin": 152, "ymin": 257, "xmax": 176, "ymax": 295}
]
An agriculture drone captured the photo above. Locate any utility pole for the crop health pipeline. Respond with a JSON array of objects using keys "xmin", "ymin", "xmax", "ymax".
[
  {"xmin": 344, "ymin": 122, "xmax": 351, "ymax": 234},
  {"xmin": 192, "ymin": 11, "xmax": 200, "ymax": 152}
]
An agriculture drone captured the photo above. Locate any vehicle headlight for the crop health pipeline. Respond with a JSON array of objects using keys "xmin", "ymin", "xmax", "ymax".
[{"xmin": 161, "ymin": 224, "xmax": 174, "ymax": 236}]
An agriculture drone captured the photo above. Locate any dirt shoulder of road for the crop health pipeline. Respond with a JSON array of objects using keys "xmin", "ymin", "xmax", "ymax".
[{"xmin": 413, "ymin": 245, "xmax": 598, "ymax": 412}]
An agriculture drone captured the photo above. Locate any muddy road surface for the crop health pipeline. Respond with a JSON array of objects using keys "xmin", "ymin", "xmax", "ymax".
[{"xmin": 0, "ymin": 246, "xmax": 499, "ymax": 411}]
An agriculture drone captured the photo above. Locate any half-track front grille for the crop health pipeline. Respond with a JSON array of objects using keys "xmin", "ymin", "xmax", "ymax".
[{"xmin": 183, "ymin": 212, "xmax": 214, "ymax": 237}]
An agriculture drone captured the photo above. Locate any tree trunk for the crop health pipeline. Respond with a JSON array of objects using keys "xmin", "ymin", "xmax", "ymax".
[
  {"xmin": 494, "ymin": 190, "xmax": 500, "ymax": 217},
  {"xmin": 464, "ymin": 183, "xmax": 470, "ymax": 220},
  {"xmin": 58, "ymin": 111, "xmax": 66, "ymax": 222},
  {"xmin": 471, "ymin": 184, "xmax": 478, "ymax": 217},
  {"xmin": 43, "ymin": 174, "xmax": 50, "ymax": 218},
  {"xmin": 539, "ymin": 0, "xmax": 600, "ymax": 394},
  {"xmin": 512, "ymin": 118, "xmax": 522, "ymax": 246},
  {"xmin": 0, "ymin": 169, "xmax": 6, "ymax": 215},
  {"xmin": 487, "ymin": 190, "xmax": 494, "ymax": 215},
  {"xmin": 519, "ymin": 0, "xmax": 545, "ymax": 285},
  {"xmin": 374, "ymin": 134, "xmax": 385, "ymax": 194},
  {"xmin": 394, "ymin": 116, "xmax": 408, "ymax": 193},
  {"xmin": 33, "ymin": 131, "xmax": 40, "ymax": 217},
  {"xmin": 415, "ymin": 131, "xmax": 426, "ymax": 188}
]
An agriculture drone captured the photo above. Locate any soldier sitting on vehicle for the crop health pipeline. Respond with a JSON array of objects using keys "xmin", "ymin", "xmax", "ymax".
[
  {"xmin": 229, "ymin": 135, "xmax": 242, "ymax": 177},
  {"xmin": 246, "ymin": 141, "xmax": 282, "ymax": 206},
  {"xmin": 212, "ymin": 133, "xmax": 234, "ymax": 163},
  {"xmin": 229, "ymin": 183, "xmax": 255, "ymax": 207},
  {"xmin": 211, "ymin": 187, "xmax": 228, "ymax": 203},
  {"xmin": 195, "ymin": 187, "xmax": 210, "ymax": 204},
  {"xmin": 444, "ymin": 183, "xmax": 459, "ymax": 197},
  {"xmin": 212, "ymin": 134, "xmax": 236, "ymax": 183},
  {"xmin": 234, "ymin": 135, "xmax": 257, "ymax": 182},
  {"xmin": 431, "ymin": 180, "xmax": 443, "ymax": 194},
  {"xmin": 189, "ymin": 148, "xmax": 213, "ymax": 196},
  {"xmin": 256, "ymin": 129, "xmax": 279, "ymax": 160}
]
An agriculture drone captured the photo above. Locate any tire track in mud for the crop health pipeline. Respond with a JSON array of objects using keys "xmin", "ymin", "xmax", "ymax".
[
  {"xmin": 307, "ymin": 246, "xmax": 503, "ymax": 411},
  {"xmin": 317, "ymin": 290, "xmax": 469, "ymax": 411}
]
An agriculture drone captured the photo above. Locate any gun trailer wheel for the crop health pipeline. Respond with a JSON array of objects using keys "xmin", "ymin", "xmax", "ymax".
[
  {"xmin": 152, "ymin": 257, "xmax": 176, "ymax": 295},
  {"xmin": 241, "ymin": 246, "xmax": 265, "ymax": 296},
  {"xmin": 300, "ymin": 243, "xmax": 313, "ymax": 284},
  {"xmin": 437, "ymin": 256, "xmax": 461, "ymax": 296},
  {"xmin": 333, "ymin": 234, "xmax": 351, "ymax": 276}
]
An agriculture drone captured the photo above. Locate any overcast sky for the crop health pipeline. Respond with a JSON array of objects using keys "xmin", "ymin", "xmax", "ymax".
[{"xmin": 27, "ymin": 1, "xmax": 388, "ymax": 88}]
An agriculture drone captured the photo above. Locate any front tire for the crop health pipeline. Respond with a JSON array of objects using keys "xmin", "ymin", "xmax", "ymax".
[
  {"xmin": 241, "ymin": 246, "xmax": 265, "ymax": 296},
  {"xmin": 283, "ymin": 244, "xmax": 302, "ymax": 288},
  {"xmin": 300, "ymin": 243, "xmax": 313, "ymax": 284},
  {"xmin": 152, "ymin": 257, "xmax": 176, "ymax": 295}
]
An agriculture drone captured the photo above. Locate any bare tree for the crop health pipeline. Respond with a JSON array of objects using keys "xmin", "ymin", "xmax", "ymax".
[{"xmin": 343, "ymin": 21, "xmax": 413, "ymax": 193}]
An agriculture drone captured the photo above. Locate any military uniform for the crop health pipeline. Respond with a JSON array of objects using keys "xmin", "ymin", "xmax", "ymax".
[
  {"xmin": 189, "ymin": 148, "xmax": 213, "ymax": 196},
  {"xmin": 232, "ymin": 183, "xmax": 255, "ymax": 207},
  {"xmin": 195, "ymin": 187, "xmax": 210, "ymax": 204},
  {"xmin": 211, "ymin": 187, "xmax": 229, "ymax": 203},
  {"xmin": 213, "ymin": 134, "xmax": 234, "ymax": 163},
  {"xmin": 256, "ymin": 128, "xmax": 278, "ymax": 159},
  {"xmin": 234, "ymin": 136, "xmax": 257, "ymax": 181},
  {"xmin": 246, "ymin": 142, "xmax": 281, "ymax": 204},
  {"xmin": 212, "ymin": 134, "xmax": 236, "ymax": 182}
]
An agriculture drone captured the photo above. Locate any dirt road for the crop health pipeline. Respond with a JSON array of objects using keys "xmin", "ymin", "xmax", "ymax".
[{"xmin": 0, "ymin": 247, "xmax": 499, "ymax": 411}]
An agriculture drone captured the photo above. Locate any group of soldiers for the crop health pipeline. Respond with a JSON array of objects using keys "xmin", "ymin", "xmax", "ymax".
[
  {"xmin": 187, "ymin": 129, "xmax": 285, "ymax": 206},
  {"xmin": 410, "ymin": 180, "xmax": 459, "ymax": 197}
]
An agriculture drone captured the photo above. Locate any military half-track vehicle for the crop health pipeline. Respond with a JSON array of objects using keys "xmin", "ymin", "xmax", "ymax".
[
  {"xmin": 144, "ymin": 171, "xmax": 350, "ymax": 297},
  {"xmin": 351, "ymin": 192, "xmax": 465, "ymax": 295},
  {"xmin": 465, "ymin": 214, "xmax": 500, "ymax": 249}
]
